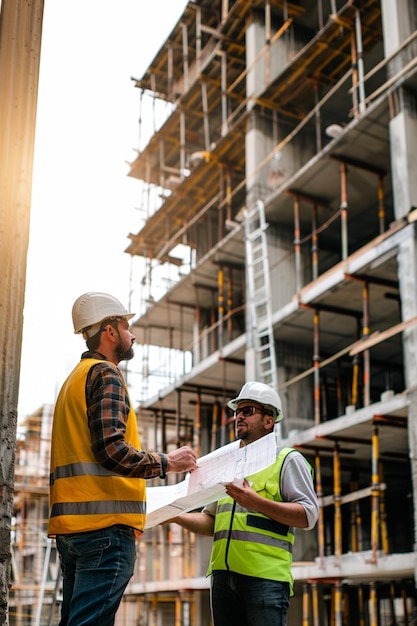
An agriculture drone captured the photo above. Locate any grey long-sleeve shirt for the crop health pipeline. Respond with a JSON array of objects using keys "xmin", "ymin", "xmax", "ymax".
[{"xmin": 204, "ymin": 449, "xmax": 319, "ymax": 530}]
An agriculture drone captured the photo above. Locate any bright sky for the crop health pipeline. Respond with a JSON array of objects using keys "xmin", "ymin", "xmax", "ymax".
[{"xmin": 18, "ymin": 0, "xmax": 187, "ymax": 417}]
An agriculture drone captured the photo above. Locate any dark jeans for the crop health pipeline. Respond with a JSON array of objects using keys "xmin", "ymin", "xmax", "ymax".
[
  {"xmin": 210, "ymin": 571, "xmax": 290, "ymax": 626},
  {"xmin": 56, "ymin": 525, "xmax": 136, "ymax": 626}
]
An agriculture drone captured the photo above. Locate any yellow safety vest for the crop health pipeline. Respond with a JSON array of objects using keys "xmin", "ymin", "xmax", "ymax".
[
  {"xmin": 207, "ymin": 447, "xmax": 303, "ymax": 594},
  {"xmin": 48, "ymin": 358, "xmax": 146, "ymax": 536}
]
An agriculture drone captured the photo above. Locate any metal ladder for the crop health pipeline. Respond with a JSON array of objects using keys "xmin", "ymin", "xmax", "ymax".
[
  {"xmin": 35, "ymin": 537, "xmax": 62, "ymax": 626},
  {"xmin": 244, "ymin": 200, "xmax": 278, "ymax": 392}
]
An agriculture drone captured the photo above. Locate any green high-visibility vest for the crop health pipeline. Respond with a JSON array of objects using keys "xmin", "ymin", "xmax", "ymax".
[{"xmin": 207, "ymin": 446, "xmax": 306, "ymax": 595}]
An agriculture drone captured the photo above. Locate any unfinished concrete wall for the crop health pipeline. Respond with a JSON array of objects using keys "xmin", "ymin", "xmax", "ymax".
[
  {"xmin": 381, "ymin": 0, "xmax": 417, "ymax": 588},
  {"xmin": 0, "ymin": 0, "xmax": 44, "ymax": 620}
]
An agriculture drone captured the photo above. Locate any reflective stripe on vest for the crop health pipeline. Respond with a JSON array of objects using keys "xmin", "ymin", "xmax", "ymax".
[
  {"xmin": 50, "ymin": 461, "xmax": 121, "ymax": 485},
  {"xmin": 213, "ymin": 528, "xmax": 293, "ymax": 553},
  {"xmin": 50, "ymin": 500, "xmax": 145, "ymax": 517}
]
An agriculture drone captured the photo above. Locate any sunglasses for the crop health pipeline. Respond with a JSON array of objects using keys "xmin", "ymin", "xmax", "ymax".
[{"xmin": 234, "ymin": 405, "xmax": 261, "ymax": 418}]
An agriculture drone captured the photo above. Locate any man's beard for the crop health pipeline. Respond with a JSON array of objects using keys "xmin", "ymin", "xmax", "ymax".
[
  {"xmin": 235, "ymin": 422, "xmax": 248, "ymax": 440},
  {"xmin": 115, "ymin": 340, "xmax": 134, "ymax": 362}
]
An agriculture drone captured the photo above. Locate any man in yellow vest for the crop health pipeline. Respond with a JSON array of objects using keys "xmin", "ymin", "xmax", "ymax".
[
  {"xmin": 48, "ymin": 292, "xmax": 197, "ymax": 626},
  {"xmin": 171, "ymin": 381, "xmax": 318, "ymax": 626}
]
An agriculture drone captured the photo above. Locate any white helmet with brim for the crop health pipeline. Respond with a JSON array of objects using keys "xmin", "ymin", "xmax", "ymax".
[
  {"xmin": 72, "ymin": 292, "xmax": 135, "ymax": 338},
  {"xmin": 227, "ymin": 381, "xmax": 283, "ymax": 422}
]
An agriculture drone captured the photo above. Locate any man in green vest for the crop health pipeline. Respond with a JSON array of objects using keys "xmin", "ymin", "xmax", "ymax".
[
  {"xmin": 48, "ymin": 292, "xmax": 197, "ymax": 626},
  {"xmin": 171, "ymin": 380, "xmax": 319, "ymax": 626}
]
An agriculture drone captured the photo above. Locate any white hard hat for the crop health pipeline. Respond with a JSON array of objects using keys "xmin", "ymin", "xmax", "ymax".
[
  {"xmin": 72, "ymin": 292, "xmax": 135, "ymax": 337},
  {"xmin": 227, "ymin": 381, "xmax": 283, "ymax": 422}
]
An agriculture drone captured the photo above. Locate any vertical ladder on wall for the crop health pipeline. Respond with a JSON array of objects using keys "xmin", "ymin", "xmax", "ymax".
[{"xmin": 244, "ymin": 200, "xmax": 278, "ymax": 392}]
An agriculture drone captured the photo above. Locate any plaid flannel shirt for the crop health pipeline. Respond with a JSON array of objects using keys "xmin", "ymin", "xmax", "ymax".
[{"xmin": 83, "ymin": 351, "xmax": 165, "ymax": 480}]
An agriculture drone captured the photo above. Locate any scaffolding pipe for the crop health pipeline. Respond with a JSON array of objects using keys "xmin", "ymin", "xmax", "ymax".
[
  {"xmin": 362, "ymin": 281, "xmax": 370, "ymax": 407},
  {"xmin": 195, "ymin": 6, "xmax": 201, "ymax": 74},
  {"xmin": 34, "ymin": 538, "xmax": 52, "ymax": 626},
  {"xmin": 211, "ymin": 291, "xmax": 216, "ymax": 354},
  {"xmin": 351, "ymin": 354, "xmax": 360, "ymax": 407},
  {"xmin": 355, "ymin": 8, "xmax": 366, "ymax": 114},
  {"xmin": 343, "ymin": 585, "xmax": 349, "ymax": 625},
  {"xmin": 159, "ymin": 139, "xmax": 165, "ymax": 189},
  {"xmin": 181, "ymin": 532, "xmax": 195, "ymax": 578},
  {"xmin": 151, "ymin": 76, "xmax": 157, "ymax": 133},
  {"xmin": 340, "ymin": 162, "xmax": 349, "ymax": 260},
  {"xmin": 350, "ymin": 478, "xmax": 359, "ymax": 551},
  {"xmin": 194, "ymin": 297, "xmax": 201, "ymax": 364},
  {"xmin": 221, "ymin": 0, "xmax": 228, "ymax": 24},
  {"xmin": 201, "ymin": 79, "xmax": 211, "ymax": 151},
  {"xmin": 354, "ymin": 477, "xmax": 363, "ymax": 551},
  {"xmin": 336, "ymin": 361, "xmax": 343, "ymax": 416},
  {"xmin": 191, "ymin": 596, "xmax": 196, "ymax": 626},
  {"xmin": 389, "ymin": 582, "xmax": 396, "ymax": 625},
  {"xmin": 293, "ymin": 195, "xmax": 302, "ymax": 292},
  {"xmin": 369, "ymin": 582, "xmax": 377, "ymax": 626},
  {"xmin": 175, "ymin": 593, "xmax": 181, "ymax": 626},
  {"xmin": 378, "ymin": 461, "xmax": 389, "ymax": 554},
  {"xmin": 321, "ymin": 377, "xmax": 328, "ymax": 420},
  {"xmin": 312, "ymin": 582, "xmax": 319, "ymax": 626},
  {"xmin": 211, "ymin": 402, "xmax": 219, "ymax": 451},
  {"xmin": 181, "ymin": 21, "xmax": 189, "ymax": 90},
  {"xmin": 176, "ymin": 390, "xmax": 182, "ymax": 447},
  {"xmin": 314, "ymin": 83, "xmax": 322, "ymax": 152},
  {"xmin": 311, "ymin": 203, "xmax": 319, "ymax": 280},
  {"xmin": 358, "ymin": 585, "xmax": 365, "ymax": 626},
  {"xmin": 137, "ymin": 89, "xmax": 144, "ymax": 152},
  {"xmin": 220, "ymin": 50, "xmax": 228, "ymax": 136},
  {"xmin": 370, "ymin": 425, "xmax": 380, "ymax": 564},
  {"xmin": 334, "ymin": 582, "xmax": 343, "ymax": 626},
  {"xmin": 333, "ymin": 443, "xmax": 342, "ymax": 559},
  {"xmin": 167, "ymin": 44, "xmax": 174, "ymax": 100},
  {"xmin": 350, "ymin": 28, "xmax": 359, "ymax": 117},
  {"xmin": 401, "ymin": 584, "xmax": 409, "ymax": 625},
  {"xmin": 302, "ymin": 583, "xmax": 309, "ymax": 626},
  {"xmin": 152, "ymin": 594, "xmax": 158, "ymax": 626},
  {"xmin": 225, "ymin": 166, "xmax": 232, "ymax": 223},
  {"xmin": 153, "ymin": 410, "xmax": 159, "ymax": 459},
  {"xmin": 218, "ymin": 267, "xmax": 225, "ymax": 349},
  {"xmin": 378, "ymin": 175, "xmax": 385, "ymax": 234},
  {"xmin": 195, "ymin": 390, "xmax": 201, "ymax": 458},
  {"xmin": 265, "ymin": 0, "xmax": 271, "ymax": 86},
  {"xmin": 227, "ymin": 267, "xmax": 233, "ymax": 341},
  {"xmin": 313, "ymin": 309, "xmax": 321, "ymax": 425},
  {"xmin": 180, "ymin": 110, "xmax": 186, "ymax": 178},
  {"xmin": 315, "ymin": 452, "xmax": 325, "ymax": 568},
  {"xmin": 220, "ymin": 403, "xmax": 227, "ymax": 447}
]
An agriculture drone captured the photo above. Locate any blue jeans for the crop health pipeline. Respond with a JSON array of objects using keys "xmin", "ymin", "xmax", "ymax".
[
  {"xmin": 210, "ymin": 571, "xmax": 290, "ymax": 626},
  {"xmin": 56, "ymin": 525, "xmax": 136, "ymax": 626}
]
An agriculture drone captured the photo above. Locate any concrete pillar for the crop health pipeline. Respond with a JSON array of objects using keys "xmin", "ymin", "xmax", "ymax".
[
  {"xmin": 380, "ymin": 0, "xmax": 417, "ymax": 585},
  {"xmin": 0, "ymin": 0, "xmax": 44, "ymax": 619},
  {"xmin": 381, "ymin": 0, "xmax": 417, "ymax": 222}
]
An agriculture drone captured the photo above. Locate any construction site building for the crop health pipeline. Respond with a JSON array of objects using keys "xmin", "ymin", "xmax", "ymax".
[
  {"xmin": 8, "ymin": 1, "xmax": 417, "ymax": 625},
  {"xmin": 123, "ymin": 0, "xmax": 417, "ymax": 624}
]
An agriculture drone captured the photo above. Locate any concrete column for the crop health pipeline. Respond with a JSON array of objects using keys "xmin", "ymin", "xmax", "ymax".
[
  {"xmin": 381, "ymin": 0, "xmax": 417, "ymax": 221},
  {"xmin": 406, "ymin": 388, "xmax": 417, "ymax": 577},
  {"xmin": 245, "ymin": 14, "xmax": 269, "ymax": 378},
  {"xmin": 381, "ymin": 0, "xmax": 417, "ymax": 585},
  {"xmin": 0, "ymin": 0, "xmax": 44, "ymax": 619}
]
